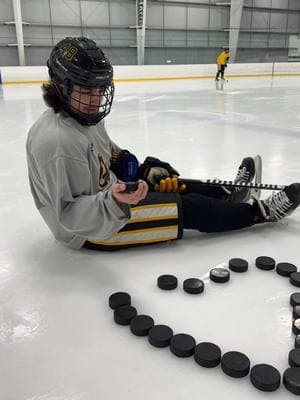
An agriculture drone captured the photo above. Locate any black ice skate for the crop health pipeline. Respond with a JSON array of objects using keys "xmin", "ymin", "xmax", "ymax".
[
  {"xmin": 253, "ymin": 183, "xmax": 300, "ymax": 222},
  {"xmin": 228, "ymin": 155, "xmax": 262, "ymax": 203}
]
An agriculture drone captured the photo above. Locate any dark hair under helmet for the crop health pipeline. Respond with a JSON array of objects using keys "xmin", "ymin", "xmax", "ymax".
[{"xmin": 47, "ymin": 37, "xmax": 114, "ymax": 126}]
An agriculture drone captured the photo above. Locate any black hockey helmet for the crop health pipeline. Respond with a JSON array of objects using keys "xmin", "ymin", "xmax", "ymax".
[{"xmin": 47, "ymin": 37, "xmax": 114, "ymax": 126}]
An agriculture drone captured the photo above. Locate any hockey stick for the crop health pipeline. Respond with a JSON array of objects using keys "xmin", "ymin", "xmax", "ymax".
[{"xmin": 178, "ymin": 178, "xmax": 286, "ymax": 191}]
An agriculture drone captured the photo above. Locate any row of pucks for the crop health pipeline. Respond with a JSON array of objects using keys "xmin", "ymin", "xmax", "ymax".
[{"xmin": 108, "ymin": 290, "xmax": 282, "ymax": 393}]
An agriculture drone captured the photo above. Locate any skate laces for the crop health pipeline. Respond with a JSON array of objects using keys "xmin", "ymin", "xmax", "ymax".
[
  {"xmin": 236, "ymin": 167, "xmax": 250, "ymax": 183},
  {"xmin": 267, "ymin": 190, "xmax": 293, "ymax": 221},
  {"xmin": 234, "ymin": 167, "xmax": 250, "ymax": 192}
]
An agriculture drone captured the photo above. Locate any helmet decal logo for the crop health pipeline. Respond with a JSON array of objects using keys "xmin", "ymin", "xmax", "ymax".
[{"xmin": 59, "ymin": 43, "xmax": 78, "ymax": 61}]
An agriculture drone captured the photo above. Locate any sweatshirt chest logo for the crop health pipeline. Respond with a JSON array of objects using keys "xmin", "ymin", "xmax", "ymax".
[{"xmin": 98, "ymin": 154, "xmax": 110, "ymax": 189}]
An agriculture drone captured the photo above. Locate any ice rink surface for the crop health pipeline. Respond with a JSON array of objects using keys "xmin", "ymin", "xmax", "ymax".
[{"xmin": 1, "ymin": 75, "xmax": 300, "ymax": 399}]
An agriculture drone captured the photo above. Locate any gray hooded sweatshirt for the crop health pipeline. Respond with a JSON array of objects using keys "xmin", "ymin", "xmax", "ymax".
[{"xmin": 26, "ymin": 109, "xmax": 131, "ymax": 249}]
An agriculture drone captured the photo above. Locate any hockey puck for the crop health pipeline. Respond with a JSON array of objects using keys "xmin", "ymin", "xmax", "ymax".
[
  {"xmin": 210, "ymin": 268, "xmax": 230, "ymax": 283},
  {"xmin": 130, "ymin": 314, "xmax": 154, "ymax": 336},
  {"xmin": 276, "ymin": 262, "xmax": 297, "ymax": 277},
  {"xmin": 293, "ymin": 306, "xmax": 300, "ymax": 319},
  {"xmin": 114, "ymin": 305, "xmax": 137, "ymax": 326},
  {"xmin": 229, "ymin": 258, "xmax": 248, "ymax": 273},
  {"xmin": 183, "ymin": 278, "xmax": 204, "ymax": 294},
  {"xmin": 157, "ymin": 274, "xmax": 178, "ymax": 290},
  {"xmin": 290, "ymin": 292, "xmax": 300, "ymax": 307},
  {"xmin": 221, "ymin": 351, "xmax": 250, "ymax": 378},
  {"xmin": 290, "ymin": 272, "xmax": 300, "ymax": 288},
  {"xmin": 194, "ymin": 342, "xmax": 221, "ymax": 368},
  {"xmin": 289, "ymin": 349, "xmax": 300, "ymax": 367},
  {"xmin": 255, "ymin": 256, "xmax": 276, "ymax": 271},
  {"xmin": 290, "ymin": 293, "xmax": 300, "ymax": 307},
  {"xmin": 293, "ymin": 319, "xmax": 300, "ymax": 335},
  {"xmin": 295, "ymin": 335, "xmax": 300, "ymax": 349},
  {"xmin": 283, "ymin": 367, "xmax": 300, "ymax": 395},
  {"xmin": 250, "ymin": 364, "xmax": 281, "ymax": 392},
  {"xmin": 148, "ymin": 325, "xmax": 173, "ymax": 348},
  {"xmin": 170, "ymin": 333, "xmax": 196, "ymax": 357},
  {"xmin": 109, "ymin": 292, "xmax": 131, "ymax": 310}
]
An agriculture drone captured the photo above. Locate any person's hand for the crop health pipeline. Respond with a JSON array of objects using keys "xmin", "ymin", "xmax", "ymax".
[{"xmin": 112, "ymin": 180, "xmax": 148, "ymax": 205}]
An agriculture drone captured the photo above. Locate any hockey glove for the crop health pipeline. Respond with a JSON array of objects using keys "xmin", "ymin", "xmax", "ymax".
[
  {"xmin": 138, "ymin": 156, "xmax": 180, "ymax": 190},
  {"xmin": 155, "ymin": 177, "xmax": 187, "ymax": 193}
]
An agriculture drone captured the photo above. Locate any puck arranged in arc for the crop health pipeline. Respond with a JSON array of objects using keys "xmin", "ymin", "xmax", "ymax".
[
  {"xmin": 183, "ymin": 278, "xmax": 204, "ymax": 294},
  {"xmin": 293, "ymin": 319, "xmax": 300, "ymax": 335},
  {"xmin": 109, "ymin": 292, "xmax": 131, "ymax": 310},
  {"xmin": 289, "ymin": 349, "xmax": 300, "ymax": 367},
  {"xmin": 250, "ymin": 364, "xmax": 281, "ymax": 392},
  {"xmin": 290, "ymin": 293, "xmax": 300, "ymax": 307},
  {"xmin": 148, "ymin": 325, "xmax": 173, "ymax": 348},
  {"xmin": 194, "ymin": 342, "xmax": 221, "ymax": 368},
  {"xmin": 295, "ymin": 335, "xmax": 300, "ymax": 349},
  {"xmin": 228, "ymin": 258, "xmax": 248, "ymax": 273},
  {"xmin": 210, "ymin": 267, "xmax": 230, "ymax": 283},
  {"xmin": 170, "ymin": 333, "xmax": 196, "ymax": 358},
  {"xmin": 114, "ymin": 305, "xmax": 137, "ymax": 326},
  {"xmin": 283, "ymin": 367, "xmax": 300, "ymax": 395},
  {"xmin": 221, "ymin": 351, "xmax": 250, "ymax": 378},
  {"xmin": 276, "ymin": 262, "xmax": 297, "ymax": 277},
  {"xmin": 255, "ymin": 256, "xmax": 276, "ymax": 271},
  {"xmin": 294, "ymin": 306, "xmax": 300, "ymax": 320},
  {"xmin": 157, "ymin": 274, "xmax": 178, "ymax": 290},
  {"xmin": 290, "ymin": 272, "xmax": 300, "ymax": 288},
  {"xmin": 130, "ymin": 314, "xmax": 154, "ymax": 336}
]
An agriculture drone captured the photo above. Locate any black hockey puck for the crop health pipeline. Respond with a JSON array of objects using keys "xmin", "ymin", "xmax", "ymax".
[
  {"xmin": 221, "ymin": 351, "xmax": 250, "ymax": 378},
  {"xmin": 109, "ymin": 292, "xmax": 131, "ymax": 310},
  {"xmin": 210, "ymin": 268, "xmax": 230, "ymax": 283},
  {"xmin": 289, "ymin": 349, "xmax": 300, "ymax": 367},
  {"xmin": 250, "ymin": 364, "xmax": 281, "ymax": 392},
  {"xmin": 295, "ymin": 335, "xmax": 300, "ymax": 349},
  {"xmin": 170, "ymin": 333, "xmax": 196, "ymax": 358},
  {"xmin": 294, "ymin": 306, "xmax": 300, "ymax": 320},
  {"xmin": 255, "ymin": 256, "xmax": 276, "ymax": 271},
  {"xmin": 148, "ymin": 325, "xmax": 173, "ymax": 348},
  {"xmin": 183, "ymin": 278, "xmax": 204, "ymax": 294},
  {"xmin": 229, "ymin": 258, "xmax": 248, "ymax": 273},
  {"xmin": 276, "ymin": 262, "xmax": 297, "ymax": 277},
  {"xmin": 157, "ymin": 274, "xmax": 178, "ymax": 290},
  {"xmin": 114, "ymin": 305, "xmax": 137, "ymax": 326},
  {"xmin": 194, "ymin": 342, "xmax": 221, "ymax": 368},
  {"xmin": 283, "ymin": 367, "xmax": 300, "ymax": 395},
  {"xmin": 290, "ymin": 293, "xmax": 300, "ymax": 307},
  {"xmin": 293, "ymin": 319, "xmax": 300, "ymax": 335},
  {"xmin": 290, "ymin": 272, "xmax": 300, "ymax": 288},
  {"xmin": 130, "ymin": 314, "xmax": 154, "ymax": 336}
]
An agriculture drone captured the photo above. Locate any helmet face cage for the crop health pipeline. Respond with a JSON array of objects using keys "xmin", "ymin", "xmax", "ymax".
[
  {"xmin": 67, "ymin": 82, "xmax": 115, "ymax": 126},
  {"xmin": 48, "ymin": 37, "xmax": 114, "ymax": 126}
]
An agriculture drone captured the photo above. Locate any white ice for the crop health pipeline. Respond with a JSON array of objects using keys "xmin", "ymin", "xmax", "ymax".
[{"xmin": 1, "ymin": 76, "xmax": 300, "ymax": 400}]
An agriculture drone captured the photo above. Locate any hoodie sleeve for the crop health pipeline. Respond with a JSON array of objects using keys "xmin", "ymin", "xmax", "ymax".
[{"xmin": 40, "ymin": 155, "xmax": 130, "ymax": 240}]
